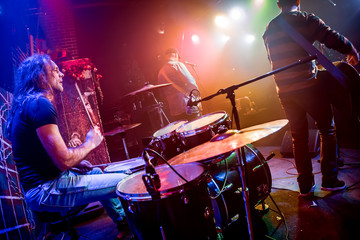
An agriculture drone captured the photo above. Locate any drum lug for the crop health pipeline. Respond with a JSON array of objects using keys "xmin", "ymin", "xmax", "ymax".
[
  {"xmin": 128, "ymin": 202, "xmax": 136, "ymax": 214},
  {"xmin": 257, "ymin": 184, "xmax": 270, "ymax": 195},
  {"xmin": 183, "ymin": 195, "xmax": 189, "ymax": 204},
  {"xmin": 204, "ymin": 206, "xmax": 212, "ymax": 219},
  {"xmin": 181, "ymin": 189, "xmax": 189, "ymax": 204},
  {"xmin": 235, "ymin": 186, "xmax": 247, "ymax": 194}
]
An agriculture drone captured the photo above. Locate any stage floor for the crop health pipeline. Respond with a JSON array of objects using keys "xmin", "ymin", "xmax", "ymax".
[{"xmin": 71, "ymin": 145, "xmax": 360, "ymax": 240}]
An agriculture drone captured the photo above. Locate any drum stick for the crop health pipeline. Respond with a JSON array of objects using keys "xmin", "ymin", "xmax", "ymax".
[
  {"xmin": 92, "ymin": 158, "xmax": 142, "ymax": 168},
  {"xmin": 92, "ymin": 162, "xmax": 121, "ymax": 168}
]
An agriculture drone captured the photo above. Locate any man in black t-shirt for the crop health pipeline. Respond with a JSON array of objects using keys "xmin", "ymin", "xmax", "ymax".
[{"xmin": 6, "ymin": 54, "xmax": 129, "ymax": 239}]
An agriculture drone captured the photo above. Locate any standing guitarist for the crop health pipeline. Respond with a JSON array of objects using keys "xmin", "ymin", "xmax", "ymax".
[{"xmin": 263, "ymin": 0, "xmax": 359, "ymax": 197}]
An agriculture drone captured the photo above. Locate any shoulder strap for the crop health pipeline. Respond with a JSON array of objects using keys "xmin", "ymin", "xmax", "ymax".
[{"xmin": 276, "ymin": 16, "xmax": 348, "ymax": 88}]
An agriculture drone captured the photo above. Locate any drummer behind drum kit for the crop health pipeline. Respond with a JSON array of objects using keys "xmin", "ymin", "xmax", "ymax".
[{"xmin": 106, "ymin": 107, "xmax": 288, "ymax": 239}]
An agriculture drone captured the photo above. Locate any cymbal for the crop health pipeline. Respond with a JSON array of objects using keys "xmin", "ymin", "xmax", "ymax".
[
  {"xmin": 125, "ymin": 83, "xmax": 173, "ymax": 96},
  {"xmin": 104, "ymin": 123, "xmax": 142, "ymax": 136},
  {"xmin": 168, "ymin": 119, "xmax": 288, "ymax": 165}
]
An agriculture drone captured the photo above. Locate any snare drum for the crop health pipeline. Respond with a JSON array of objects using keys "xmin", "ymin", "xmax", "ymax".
[
  {"xmin": 149, "ymin": 120, "xmax": 187, "ymax": 160},
  {"xmin": 104, "ymin": 157, "xmax": 145, "ymax": 175},
  {"xmin": 116, "ymin": 163, "xmax": 217, "ymax": 240},
  {"xmin": 176, "ymin": 111, "xmax": 231, "ymax": 150}
]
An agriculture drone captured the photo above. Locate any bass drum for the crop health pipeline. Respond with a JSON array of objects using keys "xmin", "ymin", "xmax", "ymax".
[
  {"xmin": 205, "ymin": 144, "xmax": 272, "ymax": 229},
  {"xmin": 116, "ymin": 163, "xmax": 218, "ymax": 240}
]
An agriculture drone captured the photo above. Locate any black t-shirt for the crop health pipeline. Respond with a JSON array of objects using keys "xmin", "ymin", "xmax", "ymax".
[{"xmin": 11, "ymin": 95, "xmax": 61, "ymax": 191}]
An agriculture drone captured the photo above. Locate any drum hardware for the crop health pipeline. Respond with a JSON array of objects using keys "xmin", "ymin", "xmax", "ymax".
[
  {"xmin": 104, "ymin": 123, "xmax": 141, "ymax": 159},
  {"xmin": 142, "ymin": 151, "xmax": 161, "ymax": 200},
  {"xmin": 184, "ymin": 57, "xmax": 316, "ymax": 240},
  {"xmin": 176, "ymin": 111, "xmax": 231, "ymax": 151},
  {"xmin": 252, "ymin": 152, "xmax": 275, "ymax": 172},
  {"xmin": 124, "ymin": 82, "xmax": 172, "ymax": 128},
  {"xmin": 116, "ymin": 161, "xmax": 218, "ymax": 240},
  {"xmin": 168, "ymin": 120, "xmax": 288, "ymax": 165},
  {"xmin": 149, "ymin": 120, "xmax": 188, "ymax": 160}
]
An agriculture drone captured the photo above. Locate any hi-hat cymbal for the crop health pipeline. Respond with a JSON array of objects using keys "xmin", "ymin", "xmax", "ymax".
[
  {"xmin": 169, "ymin": 119, "xmax": 288, "ymax": 165},
  {"xmin": 125, "ymin": 83, "xmax": 173, "ymax": 96},
  {"xmin": 104, "ymin": 123, "xmax": 142, "ymax": 136}
]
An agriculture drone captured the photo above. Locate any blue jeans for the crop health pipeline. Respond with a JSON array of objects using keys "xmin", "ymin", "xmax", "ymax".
[
  {"xmin": 25, "ymin": 168, "xmax": 128, "ymax": 223},
  {"xmin": 279, "ymin": 84, "xmax": 338, "ymax": 193}
]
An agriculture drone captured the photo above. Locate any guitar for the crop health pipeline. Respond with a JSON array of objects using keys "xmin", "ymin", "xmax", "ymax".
[{"xmin": 317, "ymin": 61, "xmax": 360, "ymax": 118}]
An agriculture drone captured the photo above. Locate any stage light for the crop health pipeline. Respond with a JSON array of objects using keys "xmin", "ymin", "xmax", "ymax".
[
  {"xmin": 214, "ymin": 15, "xmax": 229, "ymax": 29},
  {"xmin": 229, "ymin": 7, "xmax": 246, "ymax": 21},
  {"xmin": 254, "ymin": 0, "xmax": 265, "ymax": 8},
  {"xmin": 191, "ymin": 34, "xmax": 200, "ymax": 44},
  {"xmin": 245, "ymin": 34, "xmax": 255, "ymax": 44},
  {"xmin": 219, "ymin": 34, "xmax": 230, "ymax": 43}
]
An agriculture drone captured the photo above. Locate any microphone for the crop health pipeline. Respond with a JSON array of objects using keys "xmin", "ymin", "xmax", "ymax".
[
  {"xmin": 187, "ymin": 95, "xmax": 193, "ymax": 107},
  {"xmin": 184, "ymin": 61, "xmax": 197, "ymax": 67},
  {"xmin": 142, "ymin": 151, "xmax": 161, "ymax": 191}
]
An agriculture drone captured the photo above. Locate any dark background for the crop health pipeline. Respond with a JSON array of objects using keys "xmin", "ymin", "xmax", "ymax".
[{"xmin": 1, "ymin": 0, "xmax": 359, "ymax": 127}]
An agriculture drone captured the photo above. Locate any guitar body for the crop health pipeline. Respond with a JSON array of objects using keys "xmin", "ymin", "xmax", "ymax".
[{"xmin": 317, "ymin": 61, "xmax": 360, "ymax": 148}]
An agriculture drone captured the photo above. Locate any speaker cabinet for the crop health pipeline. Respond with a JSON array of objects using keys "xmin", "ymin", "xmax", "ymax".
[{"xmin": 280, "ymin": 129, "xmax": 320, "ymax": 158}]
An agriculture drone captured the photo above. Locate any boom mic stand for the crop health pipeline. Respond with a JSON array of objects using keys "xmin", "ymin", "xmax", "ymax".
[{"xmin": 188, "ymin": 56, "xmax": 317, "ymax": 240}]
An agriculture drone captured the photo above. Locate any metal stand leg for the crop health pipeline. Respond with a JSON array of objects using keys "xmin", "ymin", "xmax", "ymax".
[
  {"xmin": 235, "ymin": 148, "xmax": 254, "ymax": 240},
  {"xmin": 120, "ymin": 134, "xmax": 130, "ymax": 159},
  {"xmin": 149, "ymin": 92, "xmax": 170, "ymax": 127},
  {"xmin": 227, "ymin": 90, "xmax": 254, "ymax": 240}
]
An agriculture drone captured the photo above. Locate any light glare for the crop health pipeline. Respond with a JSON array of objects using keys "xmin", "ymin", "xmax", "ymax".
[
  {"xmin": 191, "ymin": 34, "xmax": 200, "ymax": 44},
  {"xmin": 254, "ymin": 0, "xmax": 265, "ymax": 8},
  {"xmin": 214, "ymin": 15, "xmax": 229, "ymax": 29},
  {"xmin": 245, "ymin": 34, "xmax": 255, "ymax": 44},
  {"xmin": 229, "ymin": 7, "xmax": 246, "ymax": 21}
]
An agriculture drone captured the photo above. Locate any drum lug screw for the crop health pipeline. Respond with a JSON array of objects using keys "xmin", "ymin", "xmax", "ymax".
[
  {"xmin": 204, "ymin": 206, "xmax": 211, "ymax": 219},
  {"xmin": 128, "ymin": 203, "xmax": 136, "ymax": 214},
  {"xmin": 183, "ymin": 195, "xmax": 189, "ymax": 204},
  {"xmin": 235, "ymin": 187, "xmax": 242, "ymax": 194}
]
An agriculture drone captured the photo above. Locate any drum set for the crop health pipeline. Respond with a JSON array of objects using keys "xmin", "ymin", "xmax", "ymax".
[
  {"xmin": 104, "ymin": 110, "xmax": 288, "ymax": 240},
  {"xmin": 101, "ymin": 55, "xmax": 317, "ymax": 240}
]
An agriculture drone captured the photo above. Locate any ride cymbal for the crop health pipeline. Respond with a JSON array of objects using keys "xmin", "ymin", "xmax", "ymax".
[{"xmin": 169, "ymin": 119, "xmax": 288, "ymax": 165}]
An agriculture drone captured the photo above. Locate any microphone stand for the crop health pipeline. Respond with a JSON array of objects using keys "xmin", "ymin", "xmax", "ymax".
[{"xmin": 188, "ymin": 56, "xmax": 317, "ymax": 240}]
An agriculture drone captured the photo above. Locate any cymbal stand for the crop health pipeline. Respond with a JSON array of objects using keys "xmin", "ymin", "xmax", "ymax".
[
  {"xmin": 188, "ymin": 56, "xmax": 317, "ymax": 240},
  {"xmin": 225, "ymin": 87, "xmax": 254, "ymax": 240},
  {"xmin": 119, "ymin": 132, "xmax": 130, "ymax": 159},
  {"xmin": 148, "ymin": 91, "xmax": 170, "ymax": 127}
]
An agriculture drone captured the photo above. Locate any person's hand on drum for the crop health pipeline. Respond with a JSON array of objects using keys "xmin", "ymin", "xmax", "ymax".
[{"xmin": 71, "ymin": 160, "xmax": 94, "ymax": 174}]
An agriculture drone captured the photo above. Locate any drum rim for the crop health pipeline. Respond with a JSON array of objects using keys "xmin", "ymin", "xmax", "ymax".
[
  {"xmin": 176, "ymin": 111, "xmax": 229, "ymax": 136},
  {"xmin": 104, "ymin": 158, "xmax": 145, "ymax": 173},
  {"xmin": 153, "ymin": 120, "xmax": 188, "ymax": 138},
  {"xmin": 116, "ymin": 163, "xmax": 207, "ymax": 201}
]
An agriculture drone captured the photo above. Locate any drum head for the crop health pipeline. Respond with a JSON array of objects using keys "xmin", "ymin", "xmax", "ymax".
[
  {"xmin": 177, "ymin": 111, "xmax": 227, "ymax": 133},
  {"xmin": 116, "ymin": 163, "xmax": 204, "ymax": 200},
  {"xmin": 153, "ymin": 120, "xmax": 187, "ymax": 138},
  {"xmin": 104, "ymin": 157, "xmax": 144, "ymax": 173}
]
